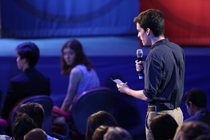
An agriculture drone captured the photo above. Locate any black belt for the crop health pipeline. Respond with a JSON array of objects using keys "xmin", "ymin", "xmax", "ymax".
[{"xmin": 147, "ymin": 105, "xmax": 174, "ymax": 112}]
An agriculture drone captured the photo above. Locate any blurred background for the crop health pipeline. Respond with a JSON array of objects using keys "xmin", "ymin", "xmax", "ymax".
[{"xmin": 0, "ymin": 0, "xmax": 210, "ymax": 139}]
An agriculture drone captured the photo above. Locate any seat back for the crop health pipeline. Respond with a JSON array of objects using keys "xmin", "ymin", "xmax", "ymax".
[
  {"xmin": 71, "ymin": 87, "xmax": 114, "ymax": 135},
  {"xmin": 8, "ymin": 95, "xmax": 53, "ymax": 135}
]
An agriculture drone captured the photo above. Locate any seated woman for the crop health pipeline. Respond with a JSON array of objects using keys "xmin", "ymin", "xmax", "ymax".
[{"xmin": 53, "ymin": 39, "xmax": 100, "ymax": 113}]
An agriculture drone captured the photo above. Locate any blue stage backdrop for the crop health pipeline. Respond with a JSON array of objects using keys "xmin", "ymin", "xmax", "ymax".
[{"xmin": 1, "ymin": 0, "xmax": 139, "ymax": 38}]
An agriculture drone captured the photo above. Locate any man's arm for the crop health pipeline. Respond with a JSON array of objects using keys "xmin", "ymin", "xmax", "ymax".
[
  {"xmin": 117, "ymin": 83, "xmax": 152, "ymax": 101},
  {"xmin": 1, "ymin": 81, "xmax": 17, "ymax": 120}
]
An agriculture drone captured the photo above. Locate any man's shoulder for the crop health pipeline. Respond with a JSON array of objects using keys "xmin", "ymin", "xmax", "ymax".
[
  {"xmin": 26, "ymin": 68, "xmax": 50, "ymax": 81},
  {"xmin": 10, "ymin": 72, "xmax": 26, "ymax": 82},
  {"xmin": 9, "ymin": 69, "xmax": 49, "ymax": 85},
  {"xmin": 47, "ymin": 134, "xmax": 59, "ymax": 140},
  {"xmin": 184, "ymin": 115, "xmax": 199, "ymax": 122},
  {"xmin": 184, "ymin": 109, "xmax": 210, "ymax": 122},
  {"xmin": 166, "ymin": 40, "xmax": 183, "ymax": 52}
]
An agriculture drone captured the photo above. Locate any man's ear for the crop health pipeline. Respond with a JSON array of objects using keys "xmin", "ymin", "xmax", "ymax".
[
  {"xmin": 22, "ymin": 58, "xmax": 28, "ymax": 64},
  {"xmin": 188, "ymin": 101, "xmax": 193, "ymax": 108},
  {"xmin": 146, "ymin": 28, "xmax": 151, "ymax": 35}
]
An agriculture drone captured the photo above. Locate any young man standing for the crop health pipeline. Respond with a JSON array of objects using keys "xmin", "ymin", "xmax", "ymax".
[
  {"xmin": 117, "ymin": 9, "xmax": 185, "ymax": 140},
  {"xmin": 1, "ymin": 42, "xmax": 50, "ymax": 120}
]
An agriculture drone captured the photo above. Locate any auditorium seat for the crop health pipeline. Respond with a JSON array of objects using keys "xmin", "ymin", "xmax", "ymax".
[{"xmin": 52, "ymin": 86, "xmax": 114, "ymax": 140}]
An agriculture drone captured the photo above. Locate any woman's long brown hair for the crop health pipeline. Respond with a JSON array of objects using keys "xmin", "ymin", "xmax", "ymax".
[{"xmin": 61, "ymin": 39, "xmax": 93, "ymax": 75}]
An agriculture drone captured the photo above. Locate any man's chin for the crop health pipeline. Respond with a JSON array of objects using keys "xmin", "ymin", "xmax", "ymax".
[{"xmin": 143, "ymin": 43, "xmax": 151, "ymax": 47}]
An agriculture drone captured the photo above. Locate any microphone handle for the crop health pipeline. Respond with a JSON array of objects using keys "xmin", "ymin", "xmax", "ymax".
[
  {"xmin": 137, "ymin": 57, "xmax": 143, "ymax": 73},
  {"xmin": 137, "ymin": 57, "xmax": 143, "ymax": 79},
  {"xmin": 138, "ymin": 57, "xmax": 142, "ymax": 62}
]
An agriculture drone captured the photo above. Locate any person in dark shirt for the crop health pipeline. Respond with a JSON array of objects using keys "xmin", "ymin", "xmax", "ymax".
[
  {"xmin": 184, "ymin": 88, "xmax": 210, "ymax": 126},
  {"xmin": 116, "ymin": 9, "xmax": 185, "ymax": 140},
  {"xmin": 1, "ymin": 42, "xmax": 50, "ymax": 120}
]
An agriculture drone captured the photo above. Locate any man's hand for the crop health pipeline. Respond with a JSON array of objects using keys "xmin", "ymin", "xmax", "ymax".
[
  {"xmin": 117, "ymin": 82, "xmax": 151, "ymax": 101},
  {"xmin": 117, "ymin": 82, "xmax": 129, "ymax": 94},
  {"xmin": 135, "ymin": 60, "xmax": 145, "ymax": 72}
]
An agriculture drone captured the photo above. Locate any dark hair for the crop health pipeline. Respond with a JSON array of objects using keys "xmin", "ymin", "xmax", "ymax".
[
  {"xmin": 104, "ymin": 126, "xmax": 133, "ymax": 140},
  {"xmin": 16, "ymin": 42, "xmax": 40, "ymax": 67},
  {"xmin": 85, "ymin": 111, "xmax": 118, "ymax": 140},
  {"xmin": 174, "ymin": 121, "xmax": 210, "ymax": 140},
  {"xmin": 133, "ymin": 9, "xmax": 164, "ymax": 37},
  {"xmin": 24, "ymin": 128, "xmax": 47, "ymax": 140},
  {"xmin": 16, "ymin": 102, "xmax": 44, "ymax": 128},
  {"xmin": 150, "ymin": 114, "xmax": 178, "ymax": 140},
  {"xmin": 184, "ymin": 88, "xmax": 207, "ymax": 108},
  {"xmin": 12, "ymin": 113, "xmax": 38, "ymax": 140},
  {"xmin": 92, "ymin": 125, "xmax": 109, "ymax": 140},
  {"xmin": 61, "ymin": 39, "xmax": 93, "ymax": 75}
]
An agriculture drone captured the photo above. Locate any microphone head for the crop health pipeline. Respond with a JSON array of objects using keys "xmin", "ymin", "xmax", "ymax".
[{"xmin": 136, "ymin": 49, "xmax": 143, "ymax": 58}]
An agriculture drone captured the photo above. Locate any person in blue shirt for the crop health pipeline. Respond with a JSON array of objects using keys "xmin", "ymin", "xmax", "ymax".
[
  {"xmin": 117, "ymin": 9, "xmax": 185, "ymax": 140},
  {"xmin": 184, "ymin": 88, "xmax": 210, "ymax": 126}
]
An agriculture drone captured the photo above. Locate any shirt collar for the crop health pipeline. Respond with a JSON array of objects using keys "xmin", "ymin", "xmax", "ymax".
[
  {"xmin": 24, "ymin": 67, "xmax": 36, "ymax": 72},
  {"xmin": 150, "ymin": 38, "xmax": 169, "ymax": 51},
  {"xmin": 194, "ymin": 108, "xmax": 209, "ymax": 115}
]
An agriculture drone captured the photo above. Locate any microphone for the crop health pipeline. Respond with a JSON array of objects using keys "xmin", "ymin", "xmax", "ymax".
[{"xmin": 136, "ymin": 49, "xmax": 143, "ymax": 79}]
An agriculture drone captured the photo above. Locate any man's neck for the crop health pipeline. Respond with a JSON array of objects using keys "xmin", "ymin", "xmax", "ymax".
[
  {"xmin": 151, "ymin": 36, "xmax": 165, "ymax": 45},
  {"xmin": 192, "ymin": 106, "xmax": 200, "ymax": 116},
  {"xmin": 22, "ymin": 64, "xmax": 30, "ymax": 72}
]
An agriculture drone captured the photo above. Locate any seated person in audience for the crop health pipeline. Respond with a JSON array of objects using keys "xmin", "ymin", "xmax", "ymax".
[
  {"xmin": 24, "ymin": 128, "xmax": 47, "ymax": 140},
  {"xmin": 150, "ymin": 114, "xmax": 178, "ymax": 140},
  {"xmin": 16, "ymin": 102, "xmax": 58, "ymax": 140},
  {"xmin": 92, "ymin": 125, "xmax": 109, "ymax": 140},
  {"xmin": 173, "ymin": 121, "xmax": 210, "ymax": 140},
  {"xmin": 183, "ymin": 88, "xmax": 210, "ymax": 125},
  {"xmin": 1, "ymin": 42, "xmax": 50, "ymax": 120},
  {"xmin": 103, "ymin": 126, "xmax": 133, "ymax": 140},
  {"xmin": 12, "ymin": 113, "xmax": 38, "ymax": 140},
  {"xmin": 86, "ymin": 111, "xmax": 118, "ymax": 140},
  {"xmin": 55, "ymin": 39, "xmax": 100, "ymax": 112},
  {"xmin": 16, "ymin": 103, "xmax": 44, "ymax": 129}
]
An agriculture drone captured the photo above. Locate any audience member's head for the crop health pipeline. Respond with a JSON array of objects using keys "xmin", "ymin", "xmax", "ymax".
[
  {"xmin": 103, "ymin": 126, "xmax": 133, "ymax": 140},
  {"xmin": 150, "ymin": 113, "xmax": 178, "ymax": 140},
  {"xmin": 16, "ymin": 42, "xmax": 40, "ymax": 68},
  {"xmin": 12, "ymin": 113, "xmax": 38, "ymax": 140},
  {"xmin": 184, "ymin": 88, "xmax": 207, "ymax": 116},
  {"xmin": 61, "ymin": 39, "xmax": 93, "ymax": 75},
  {"xmin": 85, "ymin": 111, "xmax": 118, "ymax": 140},
  {"xmin": 173, "ymin": 121, "xmax": 210, "ymax": 140},
  {"xmin": 24, "ymin": 128, "xmax": 47, "ymax": 140},
  {"xmin": 16, "ymin": 102, "xmax": 44, "ymax": 128},
  {"xmin": 92, "ymin": 125, "xmax": 109, "ymax": 140}
]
